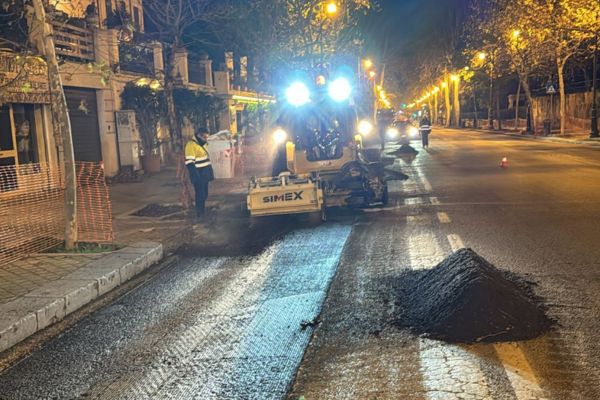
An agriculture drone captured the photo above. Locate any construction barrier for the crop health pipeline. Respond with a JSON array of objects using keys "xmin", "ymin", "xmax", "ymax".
[
  {"xmin": 0, "ymin": 162, "xmax": 113, "ymax": 266},
  {"xmin": 76, "ymin": 162, "xmax": 114, "ymax": 243}
]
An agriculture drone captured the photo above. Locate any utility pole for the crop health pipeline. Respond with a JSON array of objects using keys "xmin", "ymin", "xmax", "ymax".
[
  {"xmin": 31, "ymin": 0, "xmax": 78, "ymax": 248},
  {"xmin": 591, "ymin": 31, "xmax": 598, "ymax": 138}
]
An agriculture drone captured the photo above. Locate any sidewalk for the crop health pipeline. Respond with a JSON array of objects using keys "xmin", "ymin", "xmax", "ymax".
[
  {"xmin": 472, "ymin": 127, "xmax": 600, "ymax": 147},
  {"xmin": 0, "ymin": 168, "xmax": 247, "ymax": 354}
]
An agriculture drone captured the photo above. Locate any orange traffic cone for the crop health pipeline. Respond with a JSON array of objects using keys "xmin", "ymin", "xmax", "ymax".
[{"xmin": 500, "ymin": 156, "xmax": 508, "ymax": 168}]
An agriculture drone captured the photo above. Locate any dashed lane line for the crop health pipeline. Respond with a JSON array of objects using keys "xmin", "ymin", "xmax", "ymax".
[
  {"xmin": 447, "ymin": 234, "xmax": 465, "ymax": 252},
  {"xmin": 421, "ymin": 176, "xmax": 433, "ymax": 192},
  {"xmin": 406, "ymin": 215, "xmax": 494, "ymax": 399},
  {"xmin": 436, "ymin": 212, "xmax": 451, "ymax": 224},
  {"xmin": 407, "ymin": 154, "xmax": 548, "ymax": 400},
  {"xmin": 493, "ymin": 343, "xmax": 548, "ymax": 400}
]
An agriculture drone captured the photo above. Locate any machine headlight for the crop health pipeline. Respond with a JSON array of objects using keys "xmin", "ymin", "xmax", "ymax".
[
  {"xmin": 386, "ymin": 127, "xmax": 400, "ymax": 139},
  {"xmin": 409, "ymin": 126, "xmax": 419, "ymax": 138},
  {"xmin": 285, "ymin": 82, "xmax": 310, "ymax": 107},
  {"xmin": 328, "ymin": 78, "xmax": 352, "ymax": 102},
  {"xmin": 357, "ymin": 120, "xmax": 374, "ymax": 136},
  {"xmin": 273, "ymin": 128, "xmax": 288, "ymax": 144}
]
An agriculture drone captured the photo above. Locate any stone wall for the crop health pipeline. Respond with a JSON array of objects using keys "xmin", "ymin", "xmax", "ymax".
[{"xmin": 531, "ymin": 91, "xmax": 599, "ymax": 132}]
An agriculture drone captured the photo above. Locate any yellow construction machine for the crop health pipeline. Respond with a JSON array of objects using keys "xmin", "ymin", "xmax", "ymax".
[{"xmin": 247, "ymin": 76, "xmax": 388, "ymax": 219}]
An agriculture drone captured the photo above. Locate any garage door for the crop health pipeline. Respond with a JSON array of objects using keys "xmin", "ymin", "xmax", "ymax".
[{"xmin": 64, "ymin": 87, "xmax": 102, "ymax": 162}]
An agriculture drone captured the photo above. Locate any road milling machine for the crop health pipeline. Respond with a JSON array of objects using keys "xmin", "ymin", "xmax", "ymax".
[{"xmin": 247, "ymin": 74, "xmax": 388, "ymax": 219}]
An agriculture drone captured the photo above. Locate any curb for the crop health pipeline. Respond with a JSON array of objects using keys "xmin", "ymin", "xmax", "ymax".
[{"xmin": 0, "ymin": 242, "xmax": 163, "ymax": 353}]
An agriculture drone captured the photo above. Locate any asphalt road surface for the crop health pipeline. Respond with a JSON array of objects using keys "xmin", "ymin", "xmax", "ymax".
[{"xmin": 1, "ymin": 128, "xmax": 599, "ymax": 399}]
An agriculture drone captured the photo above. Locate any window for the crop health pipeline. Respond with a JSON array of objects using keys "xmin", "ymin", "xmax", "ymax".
[
  {"xmin": 0, "ymin": 104, "xmax": 41, "ymax": 191},
  {"xmin": 12, "ymin": 104, "xmax": 38, "ymax": 164},
  {"xmin": 133, "ymin": 6, "xmax": 141, "ymax": 31}
]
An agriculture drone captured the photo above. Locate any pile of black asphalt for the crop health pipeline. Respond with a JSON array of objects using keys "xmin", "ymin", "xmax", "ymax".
[
  {"xmin": 388, "ymin": 144, "xmax": 419, "ymax": 156},
  {"xmin": 394, "ymin": 248, "xmax": 552, "ymax": 343}
]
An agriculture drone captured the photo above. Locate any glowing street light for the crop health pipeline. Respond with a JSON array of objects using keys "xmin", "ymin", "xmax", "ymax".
[
  {"xmin": 450, "ymin": 74, "xmax": 459, "ymax": 82},
  {"xmin": 363, "ymin": 59, "xmax": 373, "ymax": 69},
  {"xmin": 369, "ymin": 70, "xmax": 377, "ymax": 79},
  {"xmin": 512, "ymin": 29, "xmax": 521, "ymax": 39},
  {"xmin": 478, "ymin": 52, "xmax": 487, "ymax": 61},
  {"xmin": 326, "ymin": 2, "xmax": 338, "ymax": 15}
]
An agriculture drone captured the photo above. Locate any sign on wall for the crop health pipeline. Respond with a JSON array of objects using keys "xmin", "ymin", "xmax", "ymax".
[{"xmin": 0, "ymin": 52, "xmax": 51, "ymax": 104}]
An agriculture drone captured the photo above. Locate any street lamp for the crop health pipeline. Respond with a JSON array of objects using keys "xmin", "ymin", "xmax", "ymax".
[
  {"xmin": 363, "ymin": 59, "xmax": 373, "ymax": 69},
  {"xmin": 326, "ymin": 2, "xmax": 338, "ymax": 16},
  {"xmin": 591, "ymin": 31, "xmax": 598, "ymax": 138}
]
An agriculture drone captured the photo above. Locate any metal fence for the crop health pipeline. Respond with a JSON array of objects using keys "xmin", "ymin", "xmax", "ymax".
[{"xmin": 0, "ymin": 162, "xmax": 113, "ymax": 266}]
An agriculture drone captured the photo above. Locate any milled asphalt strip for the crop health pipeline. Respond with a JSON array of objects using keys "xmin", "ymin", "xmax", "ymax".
[
  {"xmin": 0, "ymin": 256, "xmax": 227, "ymax": 399},
  {"xmin": 94, "ymin": 224, "xmax": 353, "ymax": 400},
  {"xmin": 0, "ymin": 242, "xmax": 163, "ymax": 354}
]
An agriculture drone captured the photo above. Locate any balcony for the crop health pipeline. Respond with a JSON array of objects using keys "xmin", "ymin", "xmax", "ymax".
[
  {"xmin": 51, "ymin": 21, "xmax": 95, "ymax": 63},
  {"xmin": 118, "ymin": 42, "xmax": 155, "ymax": 75}
]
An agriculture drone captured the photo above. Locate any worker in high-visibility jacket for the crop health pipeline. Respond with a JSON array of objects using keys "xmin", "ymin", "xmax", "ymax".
[
  {"xmin": 185, "ymin": 128, "xmax": 214, "ymax": 218},
  {"xmin": 419, "ymin": 114, "xmax": 432, "ymax": 148}
]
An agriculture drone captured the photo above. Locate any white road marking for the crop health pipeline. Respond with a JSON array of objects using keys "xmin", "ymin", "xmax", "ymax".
[
  {"xmin": 406, "ymin": 216, "xmax": 492, "ymax": 399},
  {"xmin": 421, "ymin": 176, "xmax": 433, "ymax": 192},
  {"xmin": 437, "ymin": 212, "xmax": 451, "ymax": 224},
  {"xmin": 493, "ymin": 343, "xmax": 548, "ymax": 400},
  {"xmin": 429, "ymin": 196, "xmax": 440, "ymax": 205},
  {"xmin": 447, "ymin": 234, "xmax": 465, "ymax": 252},
  {"xmin": 404, "ymin": 197, "xmax": 424, "ymax": 205}
]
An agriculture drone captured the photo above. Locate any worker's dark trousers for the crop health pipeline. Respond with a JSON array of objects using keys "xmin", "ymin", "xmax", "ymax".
[
  {"xmin": 193, "ymin": 178, "xmax": 209, "ymax": 217},
  {"xmin": 421, "ymin": 131, "xmax": 430, "ymax": 147}
]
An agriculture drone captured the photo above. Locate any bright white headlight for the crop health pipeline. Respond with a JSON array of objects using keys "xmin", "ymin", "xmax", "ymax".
[
  {"xmin": 409, "ymin": 126, "xmax": 419, "ymax": 137},
  {"xmin": 285, "ymin": 82, "xmax": 310, "ymax": 107},
  {"xmin": 358, "ymin": 120, "xmax": 374, "ymax": 136},
  {"xmin": 273, "ymin": 128, "xmax": 288, "ymax": 144},
  {"xmin": 386, "ymin": 127, "xmax": 400, "ymax": 139},
  {"xmin": 328, "ymin": 78, "xmax": 352, "ymax": 102}
]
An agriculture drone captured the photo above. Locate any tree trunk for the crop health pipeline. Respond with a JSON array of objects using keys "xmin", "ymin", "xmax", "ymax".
[
  {"xmin": 472, "ymin": 92, "xmax": 478, "ymax": 129},
  {"xmin": 453, "ymin": 79, "xmax": 461, "ymax": 128},
  {"xmin": 496, "ymin": 90, "xmax": 502, "ymax": 130},
  {"xmin": 32, "ymin": 0, "xmax": 77, "ymax": 248},
  {"xmin": 164, "ymin": 47, "xmax": 193, "ymax": 211},
  {"xmin": 165, "ymin": 49, "xmax": 181, "ymax": 151},
  {"xmin": 557, "ymin": 58, "xmax": 566, "ymax": 135},
  {"xmin": 514, "ymin": 80, "xmax": 521, "ymax": 131},
  {"xmin": 444, "ymin": 76, "xmax": 451, "ymax": 128},
  {"xmin": 433, "ymin": 93, "xmax": 438, "ymax": 125},
  {"xmin": 519, "ymin": 71, "xmax": 535, "ymax": 132}
]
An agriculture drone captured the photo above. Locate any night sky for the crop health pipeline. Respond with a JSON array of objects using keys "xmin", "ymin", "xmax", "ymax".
[{"xmin": 364, "ymin": 0, "xmax": 469, "ymax": 98}]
